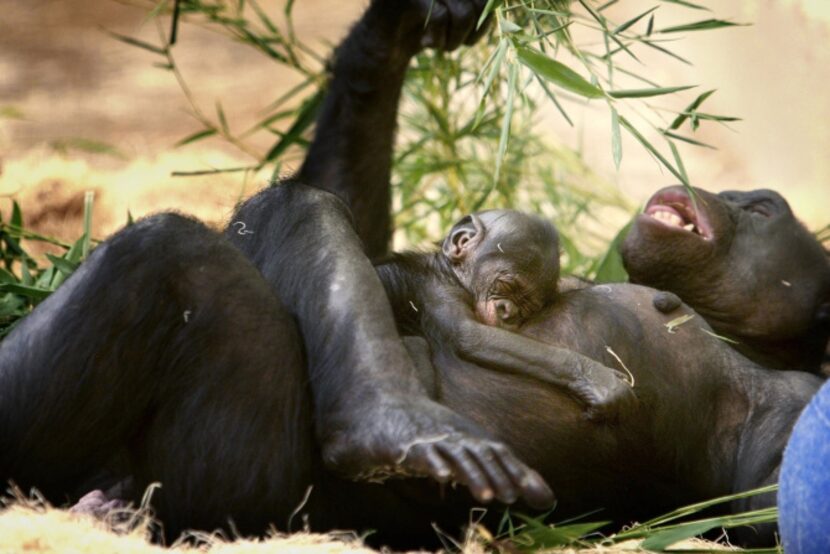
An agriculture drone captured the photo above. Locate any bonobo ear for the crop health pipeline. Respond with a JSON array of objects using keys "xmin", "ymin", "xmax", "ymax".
[{"xmin": 442, "ymin": 214, "xmax": 485, "ymax": 263}]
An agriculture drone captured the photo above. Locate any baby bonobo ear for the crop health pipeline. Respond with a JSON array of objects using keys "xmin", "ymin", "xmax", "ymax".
[{"xmin": 442, "ymin": 214, "xmax": 485, "ymax": 263}]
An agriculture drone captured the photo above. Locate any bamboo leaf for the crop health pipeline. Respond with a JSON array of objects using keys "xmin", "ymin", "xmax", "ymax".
[
  {"xmin": 613, "ymin": 6, "xmax": 658, "ymax": 35},
  {"xmin": 108, "ymin": 31, "xmax": 167, "ymax": 55},
  {"xmin": 263, "ymin": 87, "xmax": 325, "ymax": 163},
  {"xmin": 594, "ymin": 218, "xmax": 631, "ymax": 283},
  {"xmin": 175, "ymin": 128, "xmax": 217, "ymax": 148},
  {"xmin": 516, "ymin": 46, "xmax": 602, "ymax": 99},
  {"xmin": 494, "ymin": 61, "xmax": 518, "ymax": 182},
  {"xmin": 609, "ymin": 85, "xmax": 695, "ymax": 99},
  {"xmin": 663, "ymin": 130, "xmax": 715, "ymax": 149},
  {"xmin": 477, "ymin": 0, "xmax": 501, "ymax": 30},
  {"xmin": 670, "ymin": 89, "xmax": 716, "ymax": 130},
  {"xmin": 611, "ymin": 107, "xmax": 622, "ymax": 170},
  {"xmin": 618, "ymin": 116, "xmax": 689, "ymax": 186},
  {"xmin": 660, "ymin": 19, "xmax": 745, "ymax": 33},
  {"xmin": 0, "ymin": 283, "xmax": 50, "ymax": 301},
  {"xmin": 658, "ymin": 0, "xmax": 710, "ymax": 9},
  {"xmin": 216, "ymin": 101, "xmax": 230, "ymax": 135},
  {"xmin": 46, "ymin": 254, "xmax": 79, "ymax": 276}
]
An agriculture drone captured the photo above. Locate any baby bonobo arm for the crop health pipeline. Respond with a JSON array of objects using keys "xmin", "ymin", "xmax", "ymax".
[{"xmin": 429, "ymin": 296, "xmax": 634, "ymax": 421}]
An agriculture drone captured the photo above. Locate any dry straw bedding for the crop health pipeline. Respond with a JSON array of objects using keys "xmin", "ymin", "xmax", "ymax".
[{"xmin": 0, "ymin": 501, "xmax": 736, "ymax": 554}]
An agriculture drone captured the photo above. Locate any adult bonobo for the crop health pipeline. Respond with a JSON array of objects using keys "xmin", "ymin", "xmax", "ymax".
[
  {"xmin": 0, "ymin": 0, "xmax": 560, "ymax": 535},
  {"xmin": 621, "ymin": 185, "xmax": 830, "ymax": 373}
]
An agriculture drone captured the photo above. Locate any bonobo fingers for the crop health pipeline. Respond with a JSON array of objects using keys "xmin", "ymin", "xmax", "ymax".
[
  {"xmin": 413, "ymin": 0, "xmax": 492, "ymax": 51},
  {"xmin": 321, "ymin": 398, "xmax": 554, "ymax": 509}
]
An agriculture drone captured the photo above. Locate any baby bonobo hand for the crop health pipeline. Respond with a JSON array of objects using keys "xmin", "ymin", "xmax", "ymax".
[{"xmin": 320, "ymin": 394, "xmax": 555, "ymax": 508}]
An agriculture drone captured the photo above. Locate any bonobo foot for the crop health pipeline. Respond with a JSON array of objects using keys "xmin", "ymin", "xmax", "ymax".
[{"xmin": 321, "ymin": 396, "xmax": 555, "ymax": 508}]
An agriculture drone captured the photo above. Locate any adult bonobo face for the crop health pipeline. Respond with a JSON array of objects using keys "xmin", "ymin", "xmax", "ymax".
[
  {"xmin": 621, "ymin": 186, "xmax": 830, "ymax": 346},
  {"xmin": 442, "ymin": 210, "xmax": 560, "ymax": 329}
]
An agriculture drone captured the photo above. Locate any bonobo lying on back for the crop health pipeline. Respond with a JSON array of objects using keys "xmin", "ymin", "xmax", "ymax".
[
  {"xmin": 375, "ymin": 209, "xmax": 632, "ymax": 419},
  {"xmin": 622, "ymin": 186, "xmax": 830, "ymax": 373}
]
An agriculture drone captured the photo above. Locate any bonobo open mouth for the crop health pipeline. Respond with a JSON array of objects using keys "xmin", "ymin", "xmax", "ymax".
[{"xmin": 643, "ymin": 187, "xmax": 713, "ymax": 240}]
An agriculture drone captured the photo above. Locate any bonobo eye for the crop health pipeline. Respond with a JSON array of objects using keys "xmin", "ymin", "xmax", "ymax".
[{"xmin": 743, "ymin": 200, "xmax": 775, "ymax": 218}]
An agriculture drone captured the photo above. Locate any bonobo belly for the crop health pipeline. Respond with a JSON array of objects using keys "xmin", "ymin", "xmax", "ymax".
[{"xmin": 433, "ymin": 283, "xmax": 744, "ymax": 521}]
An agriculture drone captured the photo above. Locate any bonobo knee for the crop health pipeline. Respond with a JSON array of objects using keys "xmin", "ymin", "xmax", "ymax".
[{"xmin": 231, "ymin": 181, "xmax": 354, "ymax": 232}]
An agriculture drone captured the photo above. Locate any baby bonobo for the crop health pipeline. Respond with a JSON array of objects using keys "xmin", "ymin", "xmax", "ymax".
[{"xmin": 376, "ymin": 210, "xmax": 633, "ymax": 420}]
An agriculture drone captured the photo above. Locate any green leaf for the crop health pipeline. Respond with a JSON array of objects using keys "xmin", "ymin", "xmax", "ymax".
[
  {"xmin": 670, "ymin": 89, "xmax": 716, "ymax": 130},
  {"xmin": 668, "ymin": 140, "xmax": 690, "ymax": 186},
  {"xmin": 175, "ymin": 128, "xmax": 217, "ymax": 148},
  {"xmin": 477, "ymin": 0, "xmax": 501, "ymax": 30},
  {"xmin": 660, "ymin": 19, "xmax": 745, "ymax": 33},
  {"xmin": 515, "ymin": 46, "xmax": 602, "ymax": 99},
  {"xmin": 663, "ymin": 130, "xmax": 715, "ymax": 149},
  {"xmin": 594, "ymin": 218, "xmax": 631, "ymax": 283},
  {"xmin": 263, "ymin": 87, "xmax": 324, "ymax": 163},
  {"xmin": 108, "ymin": 31, "xmax": 167, "ymax": 55},
  {"xmin": 500, "ymin": 19, "xmax": 522, "ymax": 34},
  {"xmin": 618, "ymin": 116, "xmax": 689, "ymax": 186},
  {"xmin": 0, "ymin": 268, "xmax": 17, "ymax": 284},
  {"xmin": 11, "ymin": 201, "xmax": 22, "ymax": 229},
  {"xmin": 613, "ymin": 6, "xmax": 658, "ymax": 35},
  {"xmin": 0, "ymin": 283, "xmax": 51, "ymax": 301},
  {"xmin": 658, "ymin": 0, "xmax": 709, "ymax": 9},
  {"xmin": 641, "ymin": 518, "xmax": 728, "ymax": 550},
  {"xmin": 50, "ymin": 138, "xmax": 125, "ymax": 159},
  {"xmin": 608, "ymin": 85, "xmax": 695, "ymax": 98},
  {"xmin": 82, "ymin": 191, "xmax": 94, "ymax": 259},
  {"xmin": 494, "ymin": 61, "xmax": 518, "ymax": 182},
  {"xmin": 611, "ymin": 107, "xmax": 622, "ymax": 170},
  {"xmin": 46, "ymin": 254, "xmax": 80, "ymax": 276},
  {"xmin": 216, "ymin": 101, "xmax": 230, "ymax": 135}
]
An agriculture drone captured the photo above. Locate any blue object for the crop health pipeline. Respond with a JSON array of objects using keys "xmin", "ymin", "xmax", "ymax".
[{"xmin": 779, "ymin": 378, "xmax": 830, "ymax": 553}]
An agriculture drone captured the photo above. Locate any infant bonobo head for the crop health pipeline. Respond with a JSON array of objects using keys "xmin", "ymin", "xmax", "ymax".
[{"xmin": 442, "ymin": 210, "xmax": 560, "ymax": 329}]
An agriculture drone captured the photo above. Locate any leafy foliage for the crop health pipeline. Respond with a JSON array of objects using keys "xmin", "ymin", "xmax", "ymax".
[
  {"xmin": 112, "ymin": 0, "xmax": 741, "ymax": 276},
  {"xmin": 0, "ymin": 194, "xmax": 95, "ymax": 337}
]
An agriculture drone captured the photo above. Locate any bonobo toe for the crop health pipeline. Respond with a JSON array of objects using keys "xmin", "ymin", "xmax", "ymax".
[{"xmin": 319, "ymin": 398, "xmax": 554, "ymax": 508}]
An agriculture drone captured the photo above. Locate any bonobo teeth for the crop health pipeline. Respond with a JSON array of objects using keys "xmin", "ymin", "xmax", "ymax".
[
  {"xmin": 683, "ymin": 223, "xmax": 695, "ymax": 232},
  {"xmin": 651, "ymin": 209, "xmax": 684, "ymax": 228}
]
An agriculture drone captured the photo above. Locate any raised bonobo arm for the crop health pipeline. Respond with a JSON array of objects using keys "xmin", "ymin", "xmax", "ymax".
[
  {"xmin": 299, "ymin": 0, "xmax": 490, "ymax": 258},
  {"xmin": 228, "ymin": 1, "xmax": 554, "ymax": 508}
]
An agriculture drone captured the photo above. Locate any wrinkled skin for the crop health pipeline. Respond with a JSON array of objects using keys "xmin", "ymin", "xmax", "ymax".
[
  {"xmin": 0, "ymin": 0, "xmax": 822, "ymax": 549},
  {"xmin": 622, "ymin": 186, "xmax": 830, "ymax": 372}
]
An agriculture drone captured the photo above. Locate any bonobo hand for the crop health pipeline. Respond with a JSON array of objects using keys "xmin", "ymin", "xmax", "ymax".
[
  {"xmin": 372, "ymin": 0, "xmax": 493, "ymax": 54},
  {"xmin": 575, "ymin": 358, "xmax": 637, "ymax": 423},
  {"xmin": 321, "ymin": 396, "xmax": 555, "ymax": 509}
]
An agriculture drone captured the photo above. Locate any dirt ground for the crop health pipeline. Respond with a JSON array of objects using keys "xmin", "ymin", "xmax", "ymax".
[{"xmin": 0, "ymin": 0, "xmax": 828, "ymax": 247}]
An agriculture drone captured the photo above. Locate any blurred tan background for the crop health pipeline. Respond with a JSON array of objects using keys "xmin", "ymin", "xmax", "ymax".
[{"xmin": 0, "ymin": 0, "xmax": 827, "ymax": 245}]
